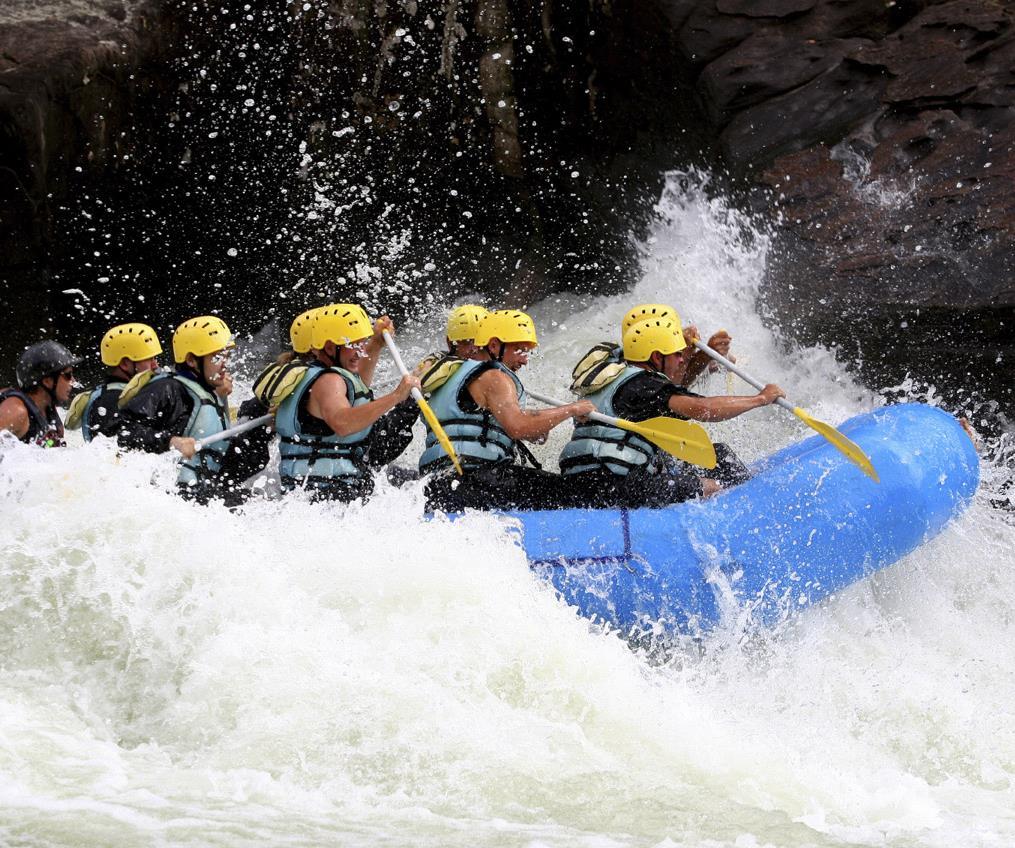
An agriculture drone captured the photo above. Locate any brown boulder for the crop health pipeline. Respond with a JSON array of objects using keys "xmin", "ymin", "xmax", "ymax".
[
  {"xmin": 698, "ymin": 33, "xmax": 871, "ymax": 125},
  {"xmin": 0, "ymin": 1, "xmax": 173, "ymax": 365},
  {"xmin": 682, "ymin": 0, "xmax": 1015, "ymax": 418}
]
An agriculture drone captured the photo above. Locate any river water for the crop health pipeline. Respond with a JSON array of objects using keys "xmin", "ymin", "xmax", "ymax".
[{"xmin": 2, "ymin": 175, "xmax": 1013, "ymax": 847}]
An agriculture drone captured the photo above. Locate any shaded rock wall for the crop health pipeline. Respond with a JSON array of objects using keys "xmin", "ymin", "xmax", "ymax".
[
  {"xmin": 0, "ymin": 1, "xmax": 177, "ymax": 368},
  {"xmin": 679, "ymin": 0, "xmax": 1015, "ymax": 418},
  {"xmin": 1, "ymin": 0, "xmax": 709, "ymax": 384},
  {"xmin": 2, "ymin": 0, "xmax": 1013, "ymax": 420}
]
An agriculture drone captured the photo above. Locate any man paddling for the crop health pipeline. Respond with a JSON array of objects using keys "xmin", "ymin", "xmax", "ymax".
[
  {"xmin": 68, "ymin": 323, "xmax": 163, "ymax": 442},
  {"xmin": 420, "ymin": 309, "xmax": 594, "ymax": 511},
  {"xmin": 0, "ymin": 341, "xmax": 81, "ymax": 447},
  {"xmin": 117, "ymin": 316, "xmax": 271, "ymax": 504},
  {"xmin": 442, "ymin": 304, "xmax": 490, "ymax": 361},
  {"xmin": 416, "ymin": 304, "xmax": 490, "ymax": 395},
  {"xmin": 560, "ymin": 314, "xmax": 784, "ymax": 506},
  {"xmin": 249, "ymin": 306, "xmax": 324, "ymax": 410},
  {"xmin": 273, "ymin": 303, "xmax": 421, "ymax": 502}
]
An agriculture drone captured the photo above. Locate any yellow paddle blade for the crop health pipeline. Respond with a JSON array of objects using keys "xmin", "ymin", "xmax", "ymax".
[
  {"xmin": 612, "ymin": 416, "xmax": 717, "ymax": 469},
  {"xmin": 792, "ymin": 406, "xmax": 879, "ymax": 482},
  {"xmin": 418, "ymin": 395, "xmax": 464, "ymax": 476}
]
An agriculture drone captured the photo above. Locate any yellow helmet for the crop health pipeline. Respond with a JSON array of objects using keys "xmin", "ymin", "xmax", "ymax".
[
  {"xmin": 289, "ymin": 307, "xmax": 321, "ymax": 354},
  {"xmin": 312, "ymin": 303, "xmax": 373, "ymax": 349},
  {"xmin": 622, "ymin": 317, "xmax": 686, "ymax": 362},
  {"xmin": 172, "ymin": 316, "xmax": 235, "ymax": 363},
  {"xmin": 100, "ymin": 323, "xmax": 163, "ymax": 366},
  {"xmin": 446, "ymin": 304, "xmax": 490, "ymax": 342},
  {"xmin": 473, "ymin": 310, "xmax": 538, "ymax": 347},
  {"xmin": 620, "ymin": 303, "xmax": 681, "ymax": 335}
]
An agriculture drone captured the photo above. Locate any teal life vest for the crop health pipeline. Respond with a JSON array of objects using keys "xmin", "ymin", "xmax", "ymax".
[
  {"xmin": 80, "ymin": 381, "xmax": 126, "ymax": 443},
  {"xmin": 275, "ymin": 364, "xmax": 374, "ymax": 486},
  {"xmin": 418, "ymin": 359, "xmax": 525, "ymax": 473},
  {"xmin": 559, "ymin": 366, "xmax": 658, "ymax": 477},
  {"xmin": 169, "ymin": 374, "xmax": 231, "ymax": 487}
]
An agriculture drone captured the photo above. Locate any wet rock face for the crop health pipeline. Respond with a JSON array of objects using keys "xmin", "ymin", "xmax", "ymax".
[
  {"xmin": 0, "ymin": 0, "xmax": 709, "ymax": 381},
  {"xmin": 683, "ymin": 0, "xmax": 1015, "ymax": 417},
  {"xmin": 0, "ymin": 0, "xmax": 176, "ymax": 370},
  {"xmin": 760, "ymin": 117, "xmax": 1015, "ymax": 417}
]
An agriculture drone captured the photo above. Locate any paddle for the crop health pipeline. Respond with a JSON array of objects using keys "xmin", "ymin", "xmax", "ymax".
[
  {"xmin": 195, "ymin": 413, "xmax": 274, "ymax": 451},
  {"xmin": 528, "ymin": 390, "xmax": 717, "ymax": 469},
  {"xmin": 382, "ymin": 331, "xmax": 464, "ymax": 475},
  {"xmin": 691, "ymin": 339, "xmax": 879, "ymax": 482}
]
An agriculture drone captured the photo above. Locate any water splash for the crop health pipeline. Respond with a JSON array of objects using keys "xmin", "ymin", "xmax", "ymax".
[{"xmin": 2, "ymin": 174, "xmax": 1014, "ymax": 847}]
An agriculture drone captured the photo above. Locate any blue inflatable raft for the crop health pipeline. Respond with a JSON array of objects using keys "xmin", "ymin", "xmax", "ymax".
[{"xmin": 512, "ymin": 404, "xmax": 979, "ymax": 635}]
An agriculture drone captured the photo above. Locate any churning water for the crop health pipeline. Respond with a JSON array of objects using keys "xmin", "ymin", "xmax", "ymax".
[{"xmin": 2, "ymin": 175, "xmax": 1013, "ymax": 847}]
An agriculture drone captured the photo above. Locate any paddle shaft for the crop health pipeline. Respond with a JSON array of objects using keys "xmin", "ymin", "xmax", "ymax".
[
  {"xmin": 691, "ymin": 340, "xmax": 793, "ymax": 412},
  {"xmin": 528, "ymin": 390, "xmax": 622, "ymax": 428},
  {"xmin": 383, "ymin": 330, "xmax": 463, "ymax": 475},
  {"xmin": 529, "ymin": 391, "xmax": 717, "ymax": 468},
  {"xmin": 195, "ymin": 414, "xmax": 273, "ymax": 451},
  {"xmin": 382, "ymin": 331, "xmax": 425, "ymax": 404},
  {"xmin": 692, "ymin": 339, "xmax": 879, "ymax": 480}
]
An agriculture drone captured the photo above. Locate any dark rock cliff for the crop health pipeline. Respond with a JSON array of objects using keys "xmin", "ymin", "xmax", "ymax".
[
  {"xmin": 1, "ymin": 0, "xmax": 1012, "ymax": 418},
  {"xmin": 0, "ymin": 0, "xmax": 706, "ymax": 378},
  {"xmin": 685, "ymin": 0, "xmax": 1014, "ymax": 418}
]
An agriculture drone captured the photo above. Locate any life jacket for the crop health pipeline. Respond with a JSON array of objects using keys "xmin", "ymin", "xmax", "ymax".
[
  {"xmin": 418, "ymin": 359, "xmax": 525, "ymax": 473},
  {"xmin": 170, "ymin": 374, "xmax": 231, "ymax": 487},
  {"xmin": 0, "ymin": 388, "xmax": 65, "ymax": 447},
  {"xmin": 569, "ymin": 342, "xmax": 624, "ymax": 396},
  {"xmin": 117, "ymin": 368, "xmax": 159, "ymax": 408},
  {"xmin": 559, "ymin": 365, "xmax": 658, "ymax": 477},
  {"xmin": 274, "ymin": 364, "xmax": 374, "ymax": 485},
  {"xmin": 417, "ymin": 352, "xmax": 466, "ymax": 395},
  {"xmin": 130, "ymin": 372, "xmax": 231, "ymax": 486},
  {"xmin": 75, "ymin": 381, "xmax": 126, "ymax": 443},
  {"xmin": 252, "ymin": 359, "xmax": 309, "ymax": 408}
]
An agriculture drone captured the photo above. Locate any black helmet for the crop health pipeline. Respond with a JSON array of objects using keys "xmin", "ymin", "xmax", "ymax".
[{"xmin": 16, "ymin": 341, "xmax": 82, "ymax": 389}]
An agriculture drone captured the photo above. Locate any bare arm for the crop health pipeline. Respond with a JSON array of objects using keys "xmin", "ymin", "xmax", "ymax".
[
  {"xmin": 0, "ymin": 398, "xmax": 30, "ymax": 439},
  {"xmin": 357, "ymin": 316, "xmax": 395, "ymax": 387},
  {"xmin": 668, "ymin": 383, "xmax": 785, "ymax": 422},
  {"xmin": 469, "ymin": 370, "xmax": 593, "ymax": 442},
  {"xmin": 681, "ymin": 328, "xmax": 732, "ymax": 387},
  {"xmin": 308, "ymin": 371, "xmax": 419, "ymax": 437}
]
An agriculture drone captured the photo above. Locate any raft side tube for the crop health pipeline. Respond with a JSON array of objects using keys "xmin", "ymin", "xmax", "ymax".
[{"xmin": 513, "ymin": 404, "xmax": 979, "ymax": 635}]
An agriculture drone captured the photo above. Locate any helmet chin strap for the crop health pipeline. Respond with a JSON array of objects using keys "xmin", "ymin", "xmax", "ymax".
[
  {"xmin": 181, "ymin": 356, "xmax": 216, "ymax": 392},
  {"xmin": 318, "ymin": 344, "xmax": 338, "ymax": 368},
  {"xmin": 42, "ymin": 376, "xmax": 59, "ymax": 409},
  {"xmin": 115, "ymin": 360, "xmax": 138, "ymax": 381}
]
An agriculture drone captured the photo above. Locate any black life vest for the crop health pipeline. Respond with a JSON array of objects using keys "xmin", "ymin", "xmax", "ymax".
[{"xmin": 0, "ymin": 388, "xmax": 65, "ymax": 447}]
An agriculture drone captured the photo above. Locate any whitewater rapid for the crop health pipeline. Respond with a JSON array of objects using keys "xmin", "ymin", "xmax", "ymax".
[{"xmin": 2, "ymin": 175, "xmax": 1013, "ymax": 847}]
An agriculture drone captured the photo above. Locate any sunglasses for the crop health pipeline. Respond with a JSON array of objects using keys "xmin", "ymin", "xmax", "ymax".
[{"xmin": 58, "ymin": 370, "xmax": 75, "ymax": 381}]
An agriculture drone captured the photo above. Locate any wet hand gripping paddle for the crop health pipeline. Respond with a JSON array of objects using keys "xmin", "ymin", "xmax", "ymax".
[
  {"xmin": 194, "ymin": 414, "xmax": 274, "ymax": 451},
  {"xmin": 382, "ymin": 331, "xmax": 464, "ymax": 476},
  {"xmin": 528, "ymin": 390, "xmax": 717, "ymax": 469},
  {"xmin": 691, "ymin": 339, "xmax": 879, "ymax": 482}
]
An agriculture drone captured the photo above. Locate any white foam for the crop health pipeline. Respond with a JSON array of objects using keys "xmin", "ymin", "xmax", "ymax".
[{"xmin": 2, "ymin": 174, "xmax": 1013, "ymax": 846}]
